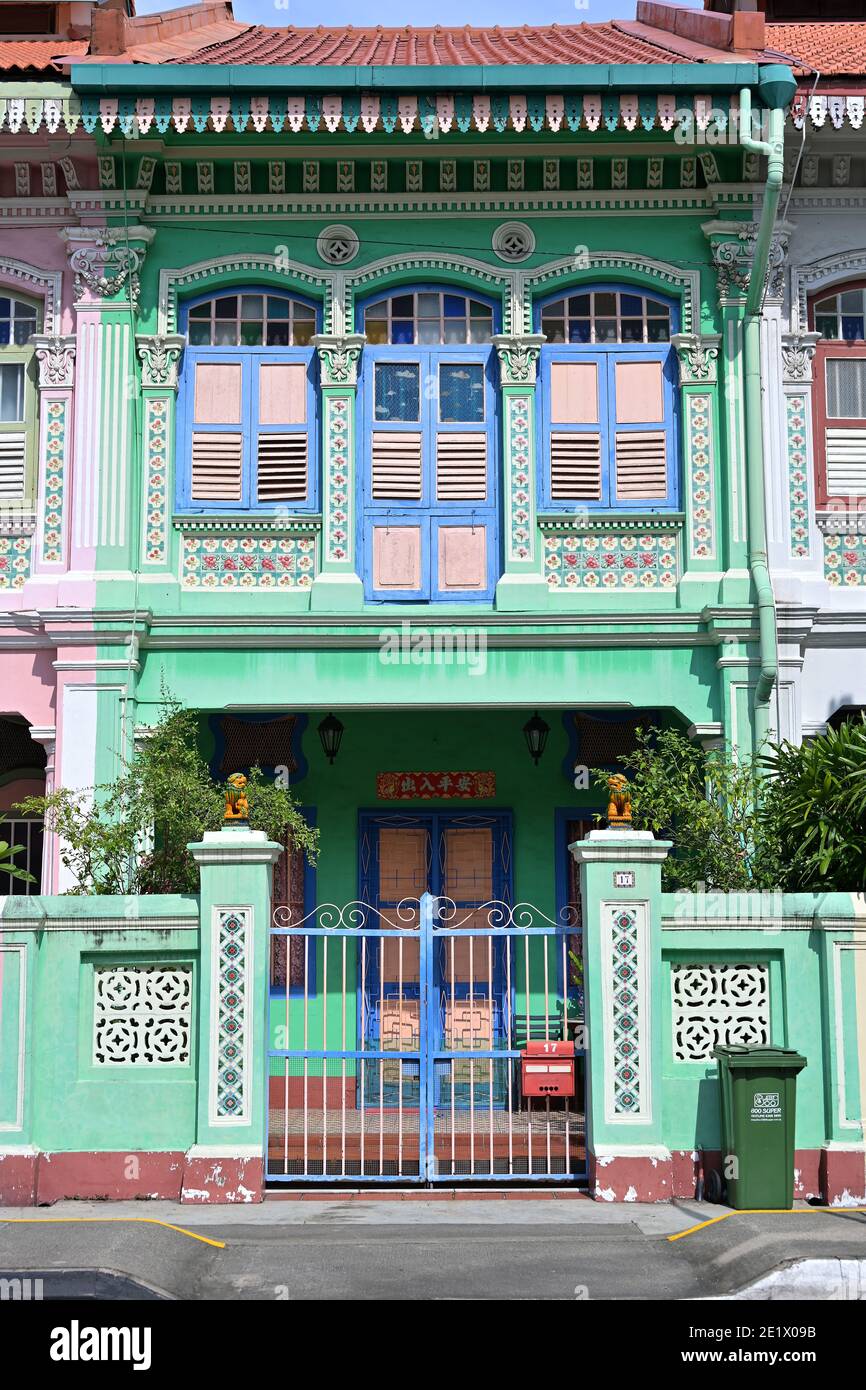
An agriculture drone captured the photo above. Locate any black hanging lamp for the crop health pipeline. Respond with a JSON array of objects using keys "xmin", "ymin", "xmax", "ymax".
[
  {"xmin": 522, "ymin": 711, "xmax": 550, "ymax": 766},
  {"xmin": 317, "ymin": 713, "xmax": 344, "ymax": 765}
]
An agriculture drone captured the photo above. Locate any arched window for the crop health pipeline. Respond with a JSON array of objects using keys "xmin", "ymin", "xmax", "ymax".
[
  {"xmin": 809, "ymin": 281, "xmax": 866, "ymax": 510},
  {"xmin": 357, "ymin": 287, "xmax": 499, "ymax": 602},
  {"xmin": 177, "ymin": 290, "xmax": 319, "ymax": 514},
  {"xmin": 0, "ymin": 293, "xmax": 40, "ymax": 508},
  {"xmin": 536, "ymin": 286, "xmax": 678, "ymax": 511}
]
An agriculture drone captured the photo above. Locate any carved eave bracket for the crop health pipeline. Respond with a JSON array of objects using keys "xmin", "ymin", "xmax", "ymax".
[
  {"xmin": 672, "ymin": 333, "xmax": 721, "ymax": 386},
  {"xmin": 312, "ymin": 333, "xmax": 366, "ymax": 388},
  {"xmin": 136, "ymin": 333, "xmax": 186, "ymax": 390},
  {"xmin": 491, "ymin": 334, "xmax": 546, "ymax": 386}
]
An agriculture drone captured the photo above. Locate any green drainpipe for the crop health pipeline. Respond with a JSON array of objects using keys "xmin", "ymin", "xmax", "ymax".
[{"xmin": 738, "ymin": 68, "xmax": 797, "ymax": 748}]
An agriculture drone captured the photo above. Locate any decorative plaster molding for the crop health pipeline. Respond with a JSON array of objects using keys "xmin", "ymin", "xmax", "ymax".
[
  {"xmin": 491, "ymin": 334, "xmax": 545, "ymax": 386},
  {"xmin": 0, "ymin": 259, "xmax": 62, "ymax": 334},
  {"xmin": 522, "ymin": 253, "xmax": 699, "ymax": 334},
  {"xmin": 792, "ymin": 249, "xmax": 866, "ymax": 334},
  {"xmin": 61, "ymin": 226, "xmax": 155, "ymax": 309},
  {"xmin": 31, "ymin": 335, "xmax": 75, "ymax": 389},
  {"xmin": 781, "ymin": 331, "xmax": 820, "ymax": 384},
  {"xmin": 705, "ymin": 222, "xmax": 790, "ymax": 306},
  {"xmin": 492, "ymin": 221, "xmax": 536, "ymax": 263},
  {"xmin": 672, "ymin": 333, "xmax": 720, "ymax": 385},
  {"xmin": 316, "ymin": 224, "xmax": 359, "ymax": 265},
  {"xmin": 136, "ymin": 334, "xmax": 186, "ymax": 390},
  {"xmin": 158, "ymin": 255, "xmax": 337, "ymax": 336},
  {"xmin": 312, "ymin": 334, "xmax": 366, "ymax": 387}
]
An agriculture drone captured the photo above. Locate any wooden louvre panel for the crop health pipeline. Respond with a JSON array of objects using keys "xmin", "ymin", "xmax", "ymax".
[
  {"xmin": 826, "ymin": 428, "xmax": 866, "ymax": 496},
  {"xmin": 0, "ymin": 433, "xmax": 26, "ymax": 500},
  {"xmin": 435, "ymin": 433, "xmax": 487, "ymax": 501},
  {"xmin": 191, "ymin": 432, "xmax": 243, "ymax": 501},
  {"xmin": 257, "ymin": 433, "xmax": 307, "ymax": 502},
  {"xmin": 550, "ymin": 432, "xmax": 602, "ymax": 500},
  {"xmin": 371, "ymin": 431, "xmax": 422, "ymax": 499},
  {"xmin": 615, "ymin": 430, "xmax": 667, "ymax": 500}
]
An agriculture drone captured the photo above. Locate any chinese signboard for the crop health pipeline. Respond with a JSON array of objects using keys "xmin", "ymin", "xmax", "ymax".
[{"xmin": 376, "ymin": 771, "xmax": 496, "ymax": 800}]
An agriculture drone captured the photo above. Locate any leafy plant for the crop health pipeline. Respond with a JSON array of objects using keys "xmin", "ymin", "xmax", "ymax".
[
  {"xmin": 0, "ymin": 814, "xmax": 36, "ymax": 887},
  {"xmin": 759, "ymin": 717, "xmax": 866, "ymax": 890},
  {"xmin": 17, "ymin": 686, "xmax": 318, "ymax": 895},
  {"xmin": 592, "ymin": 725, "xmax": 772, "ymax": 892}
]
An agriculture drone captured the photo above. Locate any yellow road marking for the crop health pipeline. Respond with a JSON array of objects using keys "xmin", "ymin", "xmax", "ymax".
[
  {"xmin": 1, "ymin": 1217, "xmax": 225, "ymax": 1249},
  {"xmin": 669, "ymin": 1206, "xmax": 866, "ymax": 1242}
]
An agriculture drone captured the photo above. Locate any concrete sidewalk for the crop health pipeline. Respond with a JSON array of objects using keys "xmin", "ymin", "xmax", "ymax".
[{"xmin": 1, "ymin": 1197, "xmax": 865, "ymax": 1300}]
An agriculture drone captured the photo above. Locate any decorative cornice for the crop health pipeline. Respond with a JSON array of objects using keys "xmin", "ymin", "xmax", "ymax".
[
  {"xmin": 172, "ymin": 514, "xmax": 321, "ymax": 534},
  {"xmin": 671, "ymin": 332, "xmax": 720, "ymax": 386},
  {"xmin": 136, "ymin": 333, "xmax": 185, "ymax": 389},
  {"xmin": 781, "ymin": 331, "xmax": 820, "ymax": 385},
  {"xmin": 491, "ymin": 334, "xmax": 545, "ymax": 386},
  {"xmin": 61, "ymin": 226, "xmax": 155, "ymax": 309},
  {"xmin": 312, "ymin": 333, "xmax": 366, "ymax": 387},
  {"xmin": 31, "ymin": 334, "xmax": 75, "ymax": 389}
]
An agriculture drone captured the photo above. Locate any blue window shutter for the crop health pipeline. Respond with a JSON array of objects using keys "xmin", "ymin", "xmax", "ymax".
[
  {"xmin": 541, "ymin": 350, "xmax": 608, "ymax": 507},
  {"xmin": 608, "ymin": 348, "xmax": 677, "ymax": 508},
  {"xmin": 251, "ymin": 351, "xmax": 315, "ymax": 509},
  {"xmin": 183, "ymin": 352, "xmax": 250, "ymax": 510}
]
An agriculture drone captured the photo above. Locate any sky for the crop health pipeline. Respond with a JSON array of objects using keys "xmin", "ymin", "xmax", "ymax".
[{"xmin": 133, "ymin": 0, "xmax": 693, "ymax": 28}]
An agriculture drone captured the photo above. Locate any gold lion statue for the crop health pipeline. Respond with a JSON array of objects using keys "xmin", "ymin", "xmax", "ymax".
[
  {"xmin": 224, "ymin": 772, "xmax": 249, "ymax": 822},
  {"xmin": 606, "ymin": 773, "xmax": 632, "ymax": 827}
]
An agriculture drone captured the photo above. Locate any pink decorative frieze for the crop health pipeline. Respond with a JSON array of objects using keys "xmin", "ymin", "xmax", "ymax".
[
  {"xmin": 181, "ymin": 531, "xmax": 318, "ymax": 589},
  {"xmin": 543, "ymin": 527, "xmax": 679, "ymax": 591}
]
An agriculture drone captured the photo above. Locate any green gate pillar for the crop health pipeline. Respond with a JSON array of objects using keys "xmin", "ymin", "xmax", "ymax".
[
  {"xmin": 185, "ymin": 824, "xmax": 282, "ymax": 1203},
  {"xmin": 570, "ymin": 828, "xmax": 672, "ymax": 1201}
]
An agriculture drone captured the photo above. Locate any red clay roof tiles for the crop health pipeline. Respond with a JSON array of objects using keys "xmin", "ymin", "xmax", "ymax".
[
  {"xmin": 0, "ymin": 40, "xmax": 87, "ymax": 73},
  {"xmin": 766, "ymin": 23, "xmax": 866, "ymax": 78},
  {"xmin": 177, "ymin": 22, "xmax": 690, "ymax": 68}
]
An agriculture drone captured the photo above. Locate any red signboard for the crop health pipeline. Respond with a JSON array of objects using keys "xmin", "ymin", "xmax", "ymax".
[{"xmin": 376, "ymin": 771, "xmax": 496, "ymax": 800}]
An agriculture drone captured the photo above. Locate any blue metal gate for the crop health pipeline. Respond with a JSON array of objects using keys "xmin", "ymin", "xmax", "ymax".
[{"xmin": 266, "ymin": 893, "xmax": 586, "ymax": 1183}]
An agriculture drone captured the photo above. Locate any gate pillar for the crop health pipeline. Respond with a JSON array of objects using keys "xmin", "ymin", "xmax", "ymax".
[
  {"xmin": 570, "ymin": 829, "xmax": 672, "ymax": 1202},
  {"xmin": 185, "ymin": 824, "xmax": 282, "ymax": 1203}
]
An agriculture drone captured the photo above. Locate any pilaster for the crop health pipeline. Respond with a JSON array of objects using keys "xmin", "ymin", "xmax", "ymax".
[
  {"xmin": 491, "ymin": 334, "xmax": 548, "ymax": 611},
  {"xmin": 30, "ymin": 336, "xmax": 75, "ymax": 577},
  {"xmin": 136, "ymin": 334, "xmax": 185, "ymax": 574},
  {"xmin": 61, "ymin": 225, "xmax": 154, "ymax": 580},
  {"xmin": 310, "ymin": 334, "xmax": 365, "ymax": 612},
  {"xmin": 672, "ymin": 332, "xmax": 722, "ymax": 602}
]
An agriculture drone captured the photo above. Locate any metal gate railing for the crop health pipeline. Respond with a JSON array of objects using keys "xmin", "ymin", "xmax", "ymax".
[{"xmin": 266, "ymin": 893, "xmax": 586, "ymax": 1184}]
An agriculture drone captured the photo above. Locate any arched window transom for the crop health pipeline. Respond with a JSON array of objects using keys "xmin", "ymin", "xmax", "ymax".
[
  {"xmin": 541, "ymin": 291, "xmax": 671, "ymax": 345},
  {"xmin": 814, "ymin": 288, "xmax": 866, "ymax": 343},
  {"xmin": 364, "ymin": 292, "xmax": 494, "ymax": 346},
  {"xmin": 187, "ymin": 293, "xmax": 316, "ymax": 347}
]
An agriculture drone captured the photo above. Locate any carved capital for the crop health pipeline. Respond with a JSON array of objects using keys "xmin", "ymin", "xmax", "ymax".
[
  {"xmin": 781, "ymin": 331, "xmax": 821, "ymax": 384},
  {"xmin": 60, "ymin": 225, "xmax": 155, "ymax": 309},
  {"xmin": 492, "ymin": 334, "xmax": 546, "ymax": 386},
  {"xmin": 312, "ymin": 333, "xmax": 365, "ymax": 388},
  {"xmin": 31, "ymin": 334, "xmax": 76, "ymax": 388},
  {"xmin": 705, "ymin": 220, "xmax": 791, "ymax": 306},
  {"xmin": 672, "ymin": 332, "xmax": 720, "ymax": 385},
  {"xmin": 136, "ymin": 333, "xmax": 185, "ymax": 390}
]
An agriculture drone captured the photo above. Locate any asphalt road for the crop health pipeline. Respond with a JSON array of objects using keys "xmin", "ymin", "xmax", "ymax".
[{"xmin": 1, "ymin": 1198, "xmax": 865, "ymax": 1300}]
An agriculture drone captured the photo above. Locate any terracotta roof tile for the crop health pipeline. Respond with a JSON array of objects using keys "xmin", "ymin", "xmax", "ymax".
[
  {"xmin": 0, "ymin": 40, "xmax": 87, "ymax": 73},
  {"xmin": 176, "ymin": 23, "xmax": 690, "ymax": 68},
  {"xmin": 766, "ymin": 22, "xmax": 866, "ymax": 78}
]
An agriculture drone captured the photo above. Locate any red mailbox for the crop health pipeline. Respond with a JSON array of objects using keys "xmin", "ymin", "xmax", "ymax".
[{"xmin": 520, "ymin": 1039, "xmax": 576, "ymax": 1098}]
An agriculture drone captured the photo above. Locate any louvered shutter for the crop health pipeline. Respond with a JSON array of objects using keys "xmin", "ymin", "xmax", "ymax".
[
  {"xmin": 372, "ymin": 432, "xmax": 423, "ymax": 498},
  {"xmin": 546, "ymin": 359, "xmax": 604, "ymax": 502},
  {"xmin": 819, "ymin": 353, "xmax": 866, "ymax": 503},
  {"xmin": 255, "ymin": 362, "xmax": 309, "ymax": 505},
  {"xmin": 190, "ymin": 361, "xmax": 244, "ymax": 504},
  {"xmin": 436, "ymin": 434, "xmax": 487, "ymax": 500},
  {"xmin": 611, "ymin": 357, "xmax": 671, "ymax": 504},
  {"xmin": 0, "ymin": 433, "xmax": 26, "ymax": 500}
]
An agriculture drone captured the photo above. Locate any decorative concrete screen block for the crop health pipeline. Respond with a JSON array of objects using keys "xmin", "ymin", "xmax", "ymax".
[
  {"xmin": 671, "ymin": 963, "xmax": 770, "ymax": 1062},
  {"xmin": 438, "ymin": 524, "xmax": 486, "ymax": 590},
  {"xmin": 93, "ymin": 966, "xmax": 192, "ymax": 1065}
]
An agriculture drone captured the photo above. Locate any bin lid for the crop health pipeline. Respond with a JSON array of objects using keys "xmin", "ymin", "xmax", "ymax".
[{"xmin": 713, "ymin": 1044, "xmax": 807, "ymax": 1070}]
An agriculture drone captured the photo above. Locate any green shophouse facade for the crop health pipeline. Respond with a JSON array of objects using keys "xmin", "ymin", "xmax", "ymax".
[{"xmin": 2, "ymin": 28, "xmax": 865, "ymax": 1203}]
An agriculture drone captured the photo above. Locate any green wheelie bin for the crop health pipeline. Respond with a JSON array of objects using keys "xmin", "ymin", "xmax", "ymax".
[{"xmin": 713, "ymin": 1045, "xmax": 807, "ymax": 1210}]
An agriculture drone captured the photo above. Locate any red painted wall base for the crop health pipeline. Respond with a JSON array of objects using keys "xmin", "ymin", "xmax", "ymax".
[
  {"xmin": 589, "ymin": 1150, "xmax": 674, "ymax": 1202},
  {"xmin": 821, "ymin": 1147, "xmax": 866, "ymax": 1206},
  {"xmin": 0, "ymin": 1151, "xmax": 264, "ymax": 1205}
]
